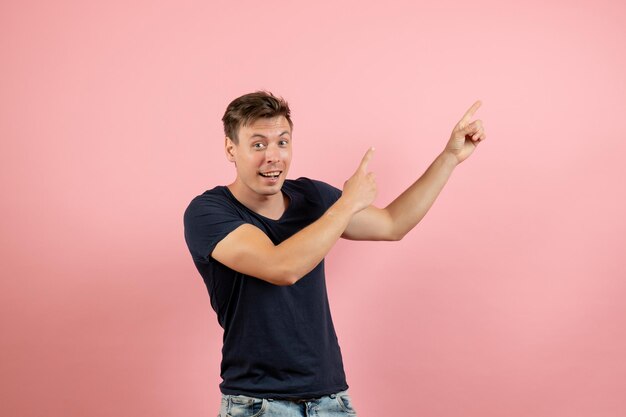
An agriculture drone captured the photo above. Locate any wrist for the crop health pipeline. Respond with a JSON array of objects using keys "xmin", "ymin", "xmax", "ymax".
[
  {"xmin": 438, "ymin": 150, "xmax": 460, "ymax": 170},
  {"xmin": 334, "ymin": 195, "xmax": 361, "ymax": 216}
]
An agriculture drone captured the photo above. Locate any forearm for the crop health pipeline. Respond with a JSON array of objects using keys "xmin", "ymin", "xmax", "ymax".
[
  {"xmin": 274, "ymin": 197, "xmax": 356, "ymax": 284},
  {"xmin": 386, "ymin": 151, "xmax": 458, "ymax": 239},
  {"xmin": 213, "ymin": 148, "xmax": 377, "ymax": 285}
]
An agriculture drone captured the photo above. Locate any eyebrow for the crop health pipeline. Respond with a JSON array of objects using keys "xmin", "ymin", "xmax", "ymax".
[{"xmin": 249, "ymin": 131, "xmax": 291, "ymax": 139}]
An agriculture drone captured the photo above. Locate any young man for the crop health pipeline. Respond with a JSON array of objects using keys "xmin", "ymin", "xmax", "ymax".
[{"xmin": 184, "ymin": 91, "xmax": 486, "ymax": 417}]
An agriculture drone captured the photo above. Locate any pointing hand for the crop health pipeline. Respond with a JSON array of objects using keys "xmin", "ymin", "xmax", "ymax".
[
  {"xmin": 342, "ymin": 147, "xmax": 377, "ymax": 213},
  {"xmin": 444, "ymin": 100, "xmax": 487, "ymax": 165}
]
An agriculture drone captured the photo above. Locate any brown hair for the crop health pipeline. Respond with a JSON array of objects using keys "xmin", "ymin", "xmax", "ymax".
[{"xmin": 222, "ymin": 91, "xmax": 293, "ymax": 143}]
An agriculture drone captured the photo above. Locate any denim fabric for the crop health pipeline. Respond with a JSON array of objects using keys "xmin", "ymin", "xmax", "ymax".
[{"xmin": 218, "ymin": 390, "xmax": 357, "ymax": 417}]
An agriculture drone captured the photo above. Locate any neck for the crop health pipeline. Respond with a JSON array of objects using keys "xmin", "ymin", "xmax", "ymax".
[{"xmin": 227, "ymin": 181, "xmax": 287, "ymax": 220}]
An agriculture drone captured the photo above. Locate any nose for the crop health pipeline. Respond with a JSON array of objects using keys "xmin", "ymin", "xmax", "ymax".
[{"xmin": 264, "ymin": 142, "xmax": 281, "ymax": 163}]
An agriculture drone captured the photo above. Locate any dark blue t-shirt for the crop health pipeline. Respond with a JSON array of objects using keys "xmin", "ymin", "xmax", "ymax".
[{"xmin": 183, "ymin": 177, "xmax": 348, "ymax": 399}]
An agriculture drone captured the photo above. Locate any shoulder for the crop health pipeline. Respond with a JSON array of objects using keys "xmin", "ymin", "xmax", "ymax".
[
  {"xmin": 183, "ymin": 186, "xmax": 248, "ymax": 262},
  {"xmin": 284, "ymin": 177, "xmax": 341, "ymax": 195},
  {"xmin": 186, "ymin": 186, "xmax": 231, "ymax": 208},
  {"xmin": 284, "ymin": 177, "xmax": 342, "ymax": 208},
  {"xmin": 184, "ymin": 186, "xmax": 239, "ymax": 222}
]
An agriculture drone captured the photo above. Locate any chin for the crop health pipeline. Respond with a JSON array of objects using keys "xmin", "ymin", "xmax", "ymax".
[{"xmin": 259, "ymin": 183, "xmax": 284, "ymax": 195}]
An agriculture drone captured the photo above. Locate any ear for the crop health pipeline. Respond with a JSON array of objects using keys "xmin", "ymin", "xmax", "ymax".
[{"xmin": 225, "ymin": 137, "xmax": 236, "ymax": 162}]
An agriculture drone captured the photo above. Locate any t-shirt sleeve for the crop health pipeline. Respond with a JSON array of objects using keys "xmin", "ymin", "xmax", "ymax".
[
  {"xmin": 304, "ymin": 178, "xmax": 343, "ymax": 209},
  {"xmin": 183, "ymin": 194, "xmax": 246, "ymax": 262}
]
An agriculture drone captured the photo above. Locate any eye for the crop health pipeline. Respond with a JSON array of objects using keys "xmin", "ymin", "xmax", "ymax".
[
  {"xmin": 279, "ymin": 140, "xmax": 289, "ymax": 146},
  {"xmin": 253, "ymin": 142, "xmax": 266, "ymax": 150}
]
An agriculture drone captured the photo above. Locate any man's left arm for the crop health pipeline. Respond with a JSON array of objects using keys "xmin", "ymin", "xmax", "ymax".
[{"xmin": 342, "ymin": 100, "xmax": 486, "ymax": 241}]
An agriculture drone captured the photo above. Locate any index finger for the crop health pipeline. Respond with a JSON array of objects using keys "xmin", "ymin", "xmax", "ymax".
[
  {"xmin": 459, "ymin": 100, "xmax": 482, "ymax": 126},
  {"xmin": 359, "ymin": 147, "xmax": 375, "ymax": 171}
]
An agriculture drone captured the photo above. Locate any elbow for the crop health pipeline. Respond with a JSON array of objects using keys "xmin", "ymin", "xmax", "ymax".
[
  {"xmin": 387, "ymin": 221, "xmax": 418, "ymax": 241},
  {"xmin": 280, "ymin": 274, "xmax": 300, "ymax": 286},
  {"xmin": 270, "ymin": 252, "xmax": 307, "ymax": 286},
  {"xmin": 388, "ymin": 234, "xmax": 403, "ymax": 242},
  {"xmin": 274, "ymin": 274, "xmax": 300, "ymax": 286},
  {"xmin": 386, "ymin": 228, "xmax": 406, "ymax": 242},
  {"xmin": 265, "ymin": 250, "xmax": 310, "ymax": 285},
  {"xmin": 258, "ymin": 272, "xmax": 296, "ymax": 286},
  {"xmin": 270, "ymin": 267, "xmax": 301, "ymax": 286}
]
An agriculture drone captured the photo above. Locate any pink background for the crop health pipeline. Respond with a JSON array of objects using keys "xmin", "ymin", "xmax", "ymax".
[{"xmin": 2, "ymin": 0, "xmax": 625, "ymax": 416}]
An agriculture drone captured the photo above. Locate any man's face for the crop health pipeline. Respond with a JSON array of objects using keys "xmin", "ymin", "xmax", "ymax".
[{"xmin": 226, "ymin": 116, "xmax": 292, "ymax": 198}]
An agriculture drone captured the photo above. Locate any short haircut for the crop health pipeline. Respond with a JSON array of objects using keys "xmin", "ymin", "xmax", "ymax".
[{"xmin": 222, "ymin": 91, "xmax": 293, "ymax": 143}]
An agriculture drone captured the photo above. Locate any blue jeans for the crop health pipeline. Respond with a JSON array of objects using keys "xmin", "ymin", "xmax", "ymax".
[{"xmin": 218, "ymin": 390, "xmax": 358, "ymax": 417}]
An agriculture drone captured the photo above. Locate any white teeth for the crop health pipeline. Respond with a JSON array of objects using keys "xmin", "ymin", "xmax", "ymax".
[{"xmin": 260, "ymin": 171, "xmax": 281, "ymax": 177}]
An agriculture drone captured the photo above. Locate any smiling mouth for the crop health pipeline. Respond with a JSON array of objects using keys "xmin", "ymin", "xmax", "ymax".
[{"xmin": 259, "ymin": 170, "xmax": 282, "ymax": 178}]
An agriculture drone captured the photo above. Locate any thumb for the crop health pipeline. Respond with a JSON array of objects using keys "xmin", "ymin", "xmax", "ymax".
[{"xmin": 458, "ymin": 121, "xmax": 478, "ymax": 136}]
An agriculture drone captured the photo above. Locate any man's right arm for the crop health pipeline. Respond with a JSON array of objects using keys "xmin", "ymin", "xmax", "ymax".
[{"xmin": 211, "ymin": 148, "xmax": 376, "ymax": 286}]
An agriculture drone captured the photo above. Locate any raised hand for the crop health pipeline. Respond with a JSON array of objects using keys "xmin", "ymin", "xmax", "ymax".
[
  {"xmin": 443, "ymin": 100, "xmax": 486, "ymax": 165},
  {"xmin": 342, "ymin": 147, "xmax": 378, "ymax": 213}
]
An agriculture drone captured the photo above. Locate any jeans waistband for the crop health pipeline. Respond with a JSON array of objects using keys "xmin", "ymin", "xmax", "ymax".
[{"xmin": 277, "ymin": 390, "xmax": 346, "ymax": 403}]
